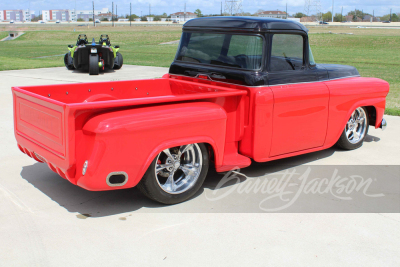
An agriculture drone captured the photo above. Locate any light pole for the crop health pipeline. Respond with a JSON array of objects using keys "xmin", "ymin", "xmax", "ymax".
[{"xmin": 332, "ymin": 0, "xmax": 334, "ymax": 22}]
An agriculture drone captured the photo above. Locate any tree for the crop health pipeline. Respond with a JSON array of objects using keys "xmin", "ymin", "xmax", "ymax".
[
  {"xmin": 89, "ymin": 18, "xmax": 93, "ymax": 21},
  {"xmin": 347, "ymin": 9, "xmax": 370, "ymax": 21},
  {"xmin": 126, "ymin": 14, "xmax": 139, "ymax": 20},
  {"xmin": 162, "ymin": 13, "xmax": 168, "ymax": 18},
  {"xmin": 140, "ymin": 16, "xmax": 147, "ymax": 21},
  {"xmin": 77, "ymin": 18, "xmax": 84, "ymax": 22},
  {"xmin": 154, "ymin": 15, "xmax": 161, "ymax": 21},
  {"xmin": 381, "ymin": 13, "xmax": 399, "ymax": 22},
  {"xmin": 101, "ymin": 17, "xmax": 109, "ymax": 21},
  {"xmin": 31, "ymin": 14, "xmax": 42, "ymax": 22},
  {"xmin": 294, "ymin": 12, "xmax": 306, "ymax": 18},
  {"xmin": 322, "ymin": 11, "xmax": 332, "ymax": 22},
  {"xmin": 333, "ymin": 13, "xmax": 343, "ymax": 22},
  {"xmin": 242, "ymin": 12, "xmax": 252, "ymax": 16},
  {"xmin": 194, "ymin": 9, "xmax": 202, "ymax": 17}
]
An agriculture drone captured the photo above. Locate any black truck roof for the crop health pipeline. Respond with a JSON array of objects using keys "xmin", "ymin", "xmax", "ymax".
[{"xmin": 183, "ymin": 16, "xmax": 308, "ymax": 33}]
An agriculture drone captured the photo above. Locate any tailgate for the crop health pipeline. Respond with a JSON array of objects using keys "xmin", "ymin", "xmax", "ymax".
[{"xmin": 13, "ymin": 89, "xmax": 67, "ymax": 159}]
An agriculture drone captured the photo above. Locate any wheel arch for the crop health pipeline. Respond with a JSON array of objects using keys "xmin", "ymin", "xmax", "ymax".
[{"xmin": 327, "ymin": 98, "xmax": 386, "ymax": 148}]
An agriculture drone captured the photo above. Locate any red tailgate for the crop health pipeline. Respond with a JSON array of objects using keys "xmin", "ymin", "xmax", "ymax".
[{"xmin": 15, "ymin": 95, "xmax": 66, "ymax": 157}]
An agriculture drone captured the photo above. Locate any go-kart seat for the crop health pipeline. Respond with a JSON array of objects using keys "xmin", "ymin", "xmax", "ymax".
[
  {"xmin": 77, "ymin": 39, "xmax": 88, "ymax": 46},
  {"xmin": 99, "ymin": 35, "xmax": 111, "ymax": 46}
]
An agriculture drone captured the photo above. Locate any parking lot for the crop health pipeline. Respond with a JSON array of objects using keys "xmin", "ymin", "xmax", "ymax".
[{"xmin": 0, "ymin": 66, "xmax": 399, "ymax": 266}]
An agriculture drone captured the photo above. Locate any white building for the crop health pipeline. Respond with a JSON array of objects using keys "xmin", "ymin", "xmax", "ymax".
[
  {"xmin": 76, "ymin": 8, "xmax": 109, "ymax": 21},
  {"xmin": 42, "ymin": 9, "xmax": 72, "ymax": 22},
  {"xmin": 170, "ymin": 12, "xmax": 197, "ymax": 22},
  {"xmin": 256, "ymin": 10, "xmax": 287, "ymax": 19},
  {"xmin": 0, "ymin": 10, "xmax": 35, "ymax": 21},
  {"xmin": 41, "ymin": 8, "xmax": 109, "ymax": 22}
]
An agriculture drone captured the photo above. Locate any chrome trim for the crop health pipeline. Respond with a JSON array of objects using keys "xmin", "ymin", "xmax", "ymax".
[
  {"xmin": 82, "ymin": 160, "xmax": 88, "ymax": 175},
  {"xmin": 168, "ymin": 73, "xmax": 361, "ymax": 88},
  {"xmin": 380, "ymin": 118, "xmax": 387, "ymax": 131},
  {"xmin": 106, "ymin": 172, "xmax": 128, "ymax": 187}
]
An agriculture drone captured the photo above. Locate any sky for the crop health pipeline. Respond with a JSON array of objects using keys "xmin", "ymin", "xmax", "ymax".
[{"xmin": 1, "ymin": 0, "xmax": 399, "ymax": 17}]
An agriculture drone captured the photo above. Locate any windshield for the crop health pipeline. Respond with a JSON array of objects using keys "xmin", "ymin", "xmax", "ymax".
[{"xmin": 175, "ymin": 32, "xmax": 264, "ymax": 70}]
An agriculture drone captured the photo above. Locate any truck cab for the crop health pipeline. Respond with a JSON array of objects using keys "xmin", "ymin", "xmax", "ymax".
[{"xmin": 170, "ymin": 17, "xmax": 359, "ymax": 86}]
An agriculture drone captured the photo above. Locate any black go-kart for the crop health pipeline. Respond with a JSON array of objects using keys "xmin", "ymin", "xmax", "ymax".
[{"xmin": 64, "ymin": 34, "xmax": 123, "ymax": 75}]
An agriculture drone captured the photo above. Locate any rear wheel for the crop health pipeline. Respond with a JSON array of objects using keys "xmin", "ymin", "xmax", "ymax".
[
  {"xmin": 336, "ymin": 107, "xmax": 369, "ymax": 150},
  {"xmin": 64, "ymin": 52, "xmax": 75, "ymax": 70},
  {"xmin": 113, "ymin": 52, "xmax": 123, "ymax": 69},
  {"xmin": 89, "ymin": 54, "xmax": 99, "ymax": 75},
  {"xmin": 137, "ymin": 143, "xmax": 209, "ymax": 204}
]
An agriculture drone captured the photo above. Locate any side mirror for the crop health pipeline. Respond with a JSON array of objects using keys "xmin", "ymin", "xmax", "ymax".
[
  {"xmin": 68, "ymin": 45, "xmax": 73, "ymax": 48},
  {"xmin": 114, "ymin": 45, "xmax": 120, "ymax": 48}
]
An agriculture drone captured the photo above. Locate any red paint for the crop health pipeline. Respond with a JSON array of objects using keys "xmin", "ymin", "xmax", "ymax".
[
  {"xmin": 50, "ymin": 10, "xmax": 52, "ymax": 21},
  {"xmin": 12, "ymin": 76, "xmax": 389, "ymax": 191}
]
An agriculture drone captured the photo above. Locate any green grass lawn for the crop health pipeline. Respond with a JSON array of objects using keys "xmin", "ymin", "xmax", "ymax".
[{"xmin": 0, "ymin": 25, "xmax": 399, "ymax": 115}]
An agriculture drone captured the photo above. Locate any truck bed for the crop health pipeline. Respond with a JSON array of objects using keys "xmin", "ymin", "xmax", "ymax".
[{"xmin": 13, "ymin": 77, "xmax": 247, "ymax": 183}]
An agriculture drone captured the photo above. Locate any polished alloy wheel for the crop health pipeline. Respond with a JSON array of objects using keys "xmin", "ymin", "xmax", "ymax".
[
  {"xmin": 155, "ymin": 144, "xmax": 202, "ymax": 194},
  {"xmin": 345, "ymin": 107, "xmax": 367, "ymax": 144}
]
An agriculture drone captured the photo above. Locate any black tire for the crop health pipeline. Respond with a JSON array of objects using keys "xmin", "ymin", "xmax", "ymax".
[
  {"xmin": 113, "ymin": 52, "xmax": 123, "ymax": 69},
  {"xmin": 64, "ymin": 52, "xmax": 75, "ymax": 70},
  {"xmin": 336, "ymin": 107, "xmax": 369, "ymax": 150},
  {"xmin": 89, "ymin": 54, "xmax": 99, "ymax": 75},
  {"xmin": 137, "ymin": 143, "xmax": 209, "ymax": 205}
]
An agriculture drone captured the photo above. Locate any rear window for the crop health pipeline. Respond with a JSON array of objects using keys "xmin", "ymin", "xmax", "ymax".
[{"xmin": 176, "ymin": 32, "xmax": 264, "ymax": 70}]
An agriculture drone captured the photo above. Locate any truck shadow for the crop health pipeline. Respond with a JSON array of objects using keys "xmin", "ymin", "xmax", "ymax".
[{"xmin": 20, "ymin": 144, "xmax": 356, "ymax": 217}]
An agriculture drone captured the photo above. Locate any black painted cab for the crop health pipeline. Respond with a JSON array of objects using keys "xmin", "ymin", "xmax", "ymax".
[{"xmin": 169, "ymin": 17, "xmax": 359, "ymax": 86}]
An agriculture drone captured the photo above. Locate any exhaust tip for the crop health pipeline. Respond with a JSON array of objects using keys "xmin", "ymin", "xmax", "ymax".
[
  {"xmin": 380, "ymin": 118, "xmax": 387, "ymax": 131},
  {"xmin": 106, "ymin": 172, "xmax": 128, "ymax": 187}
]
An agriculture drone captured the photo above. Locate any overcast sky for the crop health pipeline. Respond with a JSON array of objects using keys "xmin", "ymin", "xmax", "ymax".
[{"xmin": 2, "ymin": 0, "xmax": 399, "ymax": 16}]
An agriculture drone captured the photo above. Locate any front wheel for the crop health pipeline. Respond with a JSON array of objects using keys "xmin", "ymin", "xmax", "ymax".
[
  {"xmin": 89, "ymin": 54, "xmax": 99, "ymax": 75},
  {"xmin": 137, "ymin": 143, "xmax": 209, "ymax": 204},
  {"xmin": 336, "ymin": 107, "xmax": 369, "ymax": 150}
]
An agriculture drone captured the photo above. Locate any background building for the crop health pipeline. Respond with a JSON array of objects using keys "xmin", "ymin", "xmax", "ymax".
[
  {"xmin": 256, "ymin": 10, "xmax": 287, "ymax": 19},
  {"xmin": 170, "ymin": 12, "xmax": 197, "ymax": 22},
  {"xmin": 76, "ymin": 8, "xmax": 109, "ymax": 21},
  {"xmin": 0, "ymin": 10, "xmax": 35, "ymax": 21},
  {"xmin": 42, "ymin": 9, "xmax": 72, "ymax": 22}
]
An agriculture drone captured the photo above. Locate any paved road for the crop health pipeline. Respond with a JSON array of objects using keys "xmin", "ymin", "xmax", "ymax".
[{"xmin": 0, "ymin": 66, "xmax": 399, "ymax": 266}]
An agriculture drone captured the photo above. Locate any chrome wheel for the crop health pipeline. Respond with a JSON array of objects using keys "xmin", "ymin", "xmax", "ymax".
[
  {"xmin": 155, "ymin": 144, "xmax": 202, "ymax": 194},
  {"xmin": 345, "ymin": 107, "xmax": 367, "ymax": 144}
]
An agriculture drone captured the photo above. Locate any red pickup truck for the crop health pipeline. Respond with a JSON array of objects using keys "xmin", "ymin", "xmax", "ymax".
[{"xmin": 13, "ymin": 17, "xmax": 389, "ymax": 204}]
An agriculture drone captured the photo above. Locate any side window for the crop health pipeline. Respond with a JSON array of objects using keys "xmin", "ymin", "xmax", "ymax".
[{"xmin": 270, "ymin": 34, "xmax": 304, "ymax": 71}]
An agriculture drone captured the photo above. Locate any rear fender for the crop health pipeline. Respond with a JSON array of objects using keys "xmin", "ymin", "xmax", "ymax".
[{"xmin": 76, "ymin": 102, "xmax": 227, "ymax": 190}]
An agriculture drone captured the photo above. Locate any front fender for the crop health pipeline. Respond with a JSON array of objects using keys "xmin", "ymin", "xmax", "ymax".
[
  {"xmin": 76, "ymin": 102, "xmax": 227, "ymax": 191},
  {"xmin": 324, "ymin": 77, "xmax": 389, "ymax": 147}
]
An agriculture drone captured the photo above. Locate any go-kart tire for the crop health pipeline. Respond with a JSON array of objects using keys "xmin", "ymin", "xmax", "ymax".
[
  {"xmin": 89, "ymin": 54, "xmax": 99, "ymax": 75},
  {"xmin": 64, "ymin": 52, "xmax": 75, "ymax": 70},
  {"xmin": 113, "ymin": 52, "xmax": 123, "ymax": 70}
]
